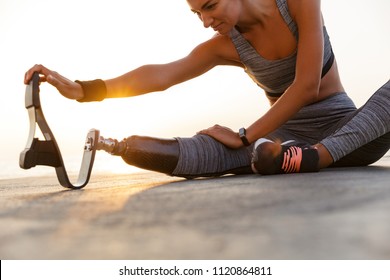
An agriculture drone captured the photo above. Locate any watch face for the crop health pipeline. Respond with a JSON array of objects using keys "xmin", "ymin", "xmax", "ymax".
[{"xmin": 239, "ymin": 127, "xmax": 246, "ymax": 137}]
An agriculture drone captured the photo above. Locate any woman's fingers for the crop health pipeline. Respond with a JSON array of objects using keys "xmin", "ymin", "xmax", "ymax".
[
  {"xmin": 24, "ymin": 64, "xmax": 84, "ymax": 100},
  {"xmin": 197, "ymin": 124, "xmax": 242, "ymax": 149},
  {"xmin": 24, "ymin": 64, "xmax": 51, "ymax": 84}
]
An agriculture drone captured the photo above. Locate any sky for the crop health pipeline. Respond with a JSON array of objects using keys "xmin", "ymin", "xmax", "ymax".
[{"xmin": 0, "ymin": 0, "xmax": 389, "ymax": 179}]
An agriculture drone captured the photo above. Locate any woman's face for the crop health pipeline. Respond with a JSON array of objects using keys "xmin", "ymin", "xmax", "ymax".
[{"xmin": 187, "ymin": 0, "xmax": 241, "ymax": 35}]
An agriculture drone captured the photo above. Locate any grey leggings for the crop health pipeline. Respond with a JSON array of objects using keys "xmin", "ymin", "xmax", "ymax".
[{"xmin": 172, "ymin": 79, "xmax": 390, "ymax": 177}]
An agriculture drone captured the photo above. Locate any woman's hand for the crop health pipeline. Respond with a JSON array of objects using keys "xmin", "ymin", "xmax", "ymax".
[
  {"xmin": 198, "ymin": 124, "xmax": 243, "ymax": 149},
  {"xmin": 24, "ymin": 64, "xmax": 84, "ymax": 100}
]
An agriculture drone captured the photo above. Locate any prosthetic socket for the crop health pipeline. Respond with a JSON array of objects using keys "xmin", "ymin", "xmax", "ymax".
[{"xmin": 97, "ymin": 135, "xmax": 180, "ymax": 175}]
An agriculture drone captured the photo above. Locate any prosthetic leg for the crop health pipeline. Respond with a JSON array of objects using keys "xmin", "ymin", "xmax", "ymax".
[{"xmin": 97, "ymin": 135, "xmax": 179, "ymax": 175}]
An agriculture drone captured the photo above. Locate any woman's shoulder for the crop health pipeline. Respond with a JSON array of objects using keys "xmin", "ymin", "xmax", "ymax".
[
  {"xmin": 199, "ymin": 33, "xmax": 243, "ymax": 66},
  {"xmin": 286, "ymin": 0, "xmax": 322, "ymax": 20}
]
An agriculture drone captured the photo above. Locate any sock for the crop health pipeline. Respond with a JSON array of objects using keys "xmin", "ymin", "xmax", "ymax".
[{"xmin": 251, "ymin": 139, "xmax": 320, "ymax": 175}]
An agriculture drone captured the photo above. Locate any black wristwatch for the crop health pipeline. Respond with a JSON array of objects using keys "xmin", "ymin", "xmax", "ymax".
[{"xmin": 239, "ymin": 127, "xmax": 250, "ymax": 146}]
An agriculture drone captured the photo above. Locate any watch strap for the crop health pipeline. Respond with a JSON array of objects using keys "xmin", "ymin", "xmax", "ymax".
[{"xmin": 239, "ymin": 127, "xmax": 250, "ymax": 146}]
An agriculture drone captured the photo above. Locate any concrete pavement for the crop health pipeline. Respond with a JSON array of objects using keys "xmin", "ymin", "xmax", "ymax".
[{"xmin": 1, "ymin": 157, "xmax": 390, "ymax": 259}]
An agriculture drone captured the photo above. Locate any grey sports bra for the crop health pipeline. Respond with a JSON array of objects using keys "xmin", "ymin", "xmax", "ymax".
[{"xmin": 229, "ymin": 0, "xmax": 334, "ymax": 98}]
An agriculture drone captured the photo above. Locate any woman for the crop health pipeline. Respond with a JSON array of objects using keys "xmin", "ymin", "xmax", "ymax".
[{"xmin": 24, "ymin": 0, "xmax": 390, "ymax": 178}]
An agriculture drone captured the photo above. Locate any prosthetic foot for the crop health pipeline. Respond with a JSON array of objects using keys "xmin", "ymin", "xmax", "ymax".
[
  {"xmin": 20, "ymin": 72, "xmax": 98, "ymax": 189},
  {"xmin": 251, "ymin": 139, "xmax": 320, "ymax": 175}
]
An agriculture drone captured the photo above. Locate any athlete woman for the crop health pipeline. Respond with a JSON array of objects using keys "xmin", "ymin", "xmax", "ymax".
[{"xmin": 24, "ymin": 0, "xmax": 390, "ymax": 178}]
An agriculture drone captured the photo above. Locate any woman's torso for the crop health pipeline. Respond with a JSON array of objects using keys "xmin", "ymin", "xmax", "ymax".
[{"xmin": 223, "ymin": 0, "xmax": 345, "ymax": 105}]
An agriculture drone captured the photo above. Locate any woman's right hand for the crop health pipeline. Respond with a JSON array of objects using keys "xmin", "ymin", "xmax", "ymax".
[{"xmin": 24, "ymin": 64, "xmax": 84, "ymax": 100}]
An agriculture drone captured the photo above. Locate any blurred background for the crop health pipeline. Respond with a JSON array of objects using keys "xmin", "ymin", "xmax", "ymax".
[{"xmin": 0, "ymin": 0, "xmax": 389, "ymax": 179}]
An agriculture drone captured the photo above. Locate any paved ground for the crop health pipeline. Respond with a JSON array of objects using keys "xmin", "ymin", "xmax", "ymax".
[{"xmin": 1, "ymin": 157, "xmax": 390, "ymax": 260}]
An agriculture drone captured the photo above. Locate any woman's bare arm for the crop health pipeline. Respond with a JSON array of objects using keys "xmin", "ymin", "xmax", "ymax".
[
  {"xmin": 24, "ymin": 35, "xmax": 240, "ymax": 101},
  {"xmin": 105, "ymin": 35, "xmax": 241, "ymax": 98}
]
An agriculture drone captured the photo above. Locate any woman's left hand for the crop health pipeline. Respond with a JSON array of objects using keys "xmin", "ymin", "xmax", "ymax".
[{"xmin": 197, "ymin": 124, "xmax": 243, "ymax": 149}]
